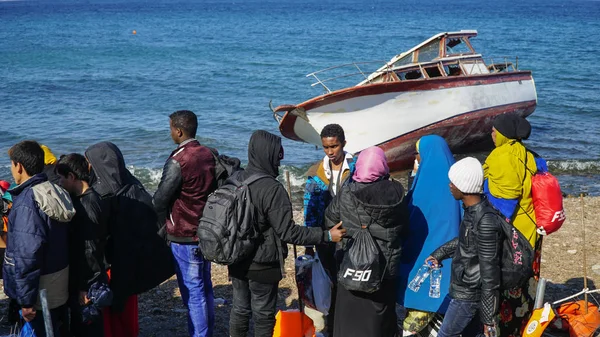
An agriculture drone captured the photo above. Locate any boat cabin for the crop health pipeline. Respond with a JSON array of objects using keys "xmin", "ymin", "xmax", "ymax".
[
  {"xmin": 306, "ymin": 30, "xmax": 519, "ymax": 93},
  {"xmin": 358, "ymin": 30, "xmax": 517, "ymax": 85}
]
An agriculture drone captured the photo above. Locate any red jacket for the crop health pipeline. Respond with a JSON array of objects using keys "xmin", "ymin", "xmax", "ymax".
[{"xmin": 153, "ymin": 140, "xmax": 217, "ymax": 243}]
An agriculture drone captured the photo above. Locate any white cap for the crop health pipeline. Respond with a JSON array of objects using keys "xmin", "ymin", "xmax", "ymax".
[{"xmin": 448, "ymin": 157, "xmax": 484, "ymax": 194}]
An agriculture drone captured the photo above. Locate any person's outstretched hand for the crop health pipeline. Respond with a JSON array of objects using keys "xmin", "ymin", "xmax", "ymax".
[{"xmin": 328, "ymin": 222, "xmax": 346, "ymax": 242}]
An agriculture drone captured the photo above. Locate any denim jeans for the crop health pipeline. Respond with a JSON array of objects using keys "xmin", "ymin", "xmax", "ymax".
[
  {"xmin": 229, "ymin": 276, "xmax": 278, "ymax": 337},
  {"xmin": 171, "ymin": 242, "xmax": 215, "ymax": 337},
  {"xmin": 438, "ymin": 299, "xmax": 485, "ymax": 337}
]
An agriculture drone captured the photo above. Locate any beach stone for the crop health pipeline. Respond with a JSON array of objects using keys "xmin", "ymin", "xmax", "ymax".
[
  {"xmin": 567, "ymin": 249, "xmax": 577, "ymax": 254},
  {"xmin": 592, "ymin": 264, "xmax": 600, "ymax": 275},
  {"xmin": 574, "ymin": 237, "xmax": 583, "ymax": 243}
]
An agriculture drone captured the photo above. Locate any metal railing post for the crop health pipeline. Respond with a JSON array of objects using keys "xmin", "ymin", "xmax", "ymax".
[{"xmin": 40, "ymin": 289, "xmax": 54, "ymax": 337}]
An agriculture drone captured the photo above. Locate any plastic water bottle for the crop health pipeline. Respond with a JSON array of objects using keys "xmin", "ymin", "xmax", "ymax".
[
  {"xmin": 429, "ymin": 266, "xmax": 442, "ymax": 298},
  {"xmin": 408, "ymin": 263, "xmax": 432, "ymax": 292}
]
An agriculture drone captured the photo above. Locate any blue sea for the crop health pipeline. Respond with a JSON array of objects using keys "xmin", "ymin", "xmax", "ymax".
[{"xmin": 1, "ymin": 0, "xmax": 599, "ymax": 195}]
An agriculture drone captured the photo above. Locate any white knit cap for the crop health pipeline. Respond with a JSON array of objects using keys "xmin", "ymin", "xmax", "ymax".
[{"xmin": 448, "ymin": 157, "xmax": 484, "ymax": 194}]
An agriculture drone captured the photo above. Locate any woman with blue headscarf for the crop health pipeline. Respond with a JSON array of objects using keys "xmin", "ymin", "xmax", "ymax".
[{"xmin": 398, "ymin": 135, "xmax": 461, "ymax": 335}]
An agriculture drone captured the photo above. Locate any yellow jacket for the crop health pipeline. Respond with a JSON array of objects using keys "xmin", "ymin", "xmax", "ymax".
[{"xmin": 483, "ymin": 131, "xmax": 538, "ymax": 247}]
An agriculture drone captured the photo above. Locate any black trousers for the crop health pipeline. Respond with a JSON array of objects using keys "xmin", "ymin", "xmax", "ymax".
[{"xmin": 229, "ymin": 276, "xmax": 279, "ymax": 337}]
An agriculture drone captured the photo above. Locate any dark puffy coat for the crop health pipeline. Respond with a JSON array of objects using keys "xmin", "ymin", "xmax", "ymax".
[
  {"xmin": 86, "ymin": 142, "xmax": 175, "ymax": 311},
  {"xmin": 4, "ymin": 174, "xmax": 74, "ymax": 309},
  {"xmin": 325, "ymin": 179, "xmax": 409, "ymax": 279},
  {"xmin": 152, "ymin": 139, "xmax": 217, "ymax": 243},
  {"xmin": 430, "ymin": 198, "xmax": 502, "ymax": 325},
  {"xmin": 229, "ymin": 131, "xmax": 327, "ymax": 282}
]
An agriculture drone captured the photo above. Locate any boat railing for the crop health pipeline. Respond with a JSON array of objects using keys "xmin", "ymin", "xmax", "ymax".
[
  {"xmin": 307, "ymin": 56, "xmax": 522, "ymax": 93},
  {"xmin": 306, "ymin": 61, "xmax": 389, "ymax": 93},
  {"xmin": 485, "ymin": 56, "xmax": 519, "ymax": 72}
]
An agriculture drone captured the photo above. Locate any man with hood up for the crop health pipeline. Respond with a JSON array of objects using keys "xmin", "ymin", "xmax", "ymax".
[
  {"xmin": 85, "ymin": 141, "xmax": 174, "ymax": 337},
  {"xmin": 228, "ymin": 130, "xmax": 346, "ymax": 337}
]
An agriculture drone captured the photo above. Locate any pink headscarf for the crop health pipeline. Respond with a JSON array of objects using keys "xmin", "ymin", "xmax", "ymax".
[{"xmin": 352, "ymin": 146, "xmax": 389, "ymax": 183}]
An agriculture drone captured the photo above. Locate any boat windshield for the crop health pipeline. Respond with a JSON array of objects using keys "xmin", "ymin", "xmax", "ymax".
[
  {"xmin": 446, "ymin": 37, "xmax": 473, "ymax": 55},
  {"xmin": 392, "ymin": 52, "xmax": 414, "ymax": 67},
  {"xmin": 417, "ymin": 40, "xmax": 440, "ymax": 63}
]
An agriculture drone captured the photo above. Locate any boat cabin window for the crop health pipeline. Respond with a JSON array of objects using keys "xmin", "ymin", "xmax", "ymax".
[
  {"xmin": 445, "ymin": 37, "xmax": 473, "ymax": 55},
  {"xmin": 417, "ymin": 41, "xmax": 440, "ymax": 63},
  {"xmin": 396, "ymin": 69, "xmax": 423, "ymax": 80},
  {"xmin": 393, "ymin": 52, "xmax": 414, "ymax": 67},
  {"xmin": 444, "ymin": 64, "xmax": 462, "ymax": 76},
  {"xmin": 462, "ymin": 61, "xmax": 490, "ymax": 75},
  {"xmin": 425, "ymin": 66, "xmax": 443, "ymax": 78}
]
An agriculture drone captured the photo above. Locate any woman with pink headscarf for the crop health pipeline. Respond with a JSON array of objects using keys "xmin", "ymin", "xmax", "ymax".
[{"xmin": 325, "ymin": 146, "xmax": 409, "ymax": 337}]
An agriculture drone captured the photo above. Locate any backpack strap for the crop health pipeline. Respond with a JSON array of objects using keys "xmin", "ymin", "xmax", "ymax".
[
  {"xmin": 241, "ymin": 173, "xmax": 272, "ymax": 186},
  {"xmin": 517, "ymin": 149, "xmax": 538, "ymax": 230},
  {"xmin": 239, "ymin": 171, "xmax": 285, "ymax": 276}
]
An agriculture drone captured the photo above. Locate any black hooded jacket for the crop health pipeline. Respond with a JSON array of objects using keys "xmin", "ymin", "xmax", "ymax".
[
  {"xmin": 229, "ymin": 131, "xmax": 327, "ymax": 282},
  {"xmin": 85, "ymin": 142, "xmax": 175, "ymax": 311},
  {"xmin": 325, "ymin": 179, "xmax": 409, "ymax": 279}
]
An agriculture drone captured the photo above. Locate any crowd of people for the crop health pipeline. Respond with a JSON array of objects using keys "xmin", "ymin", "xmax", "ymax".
[{"xmin": 0, "ymin": 109, "xmax": 543, "ymax": 337}]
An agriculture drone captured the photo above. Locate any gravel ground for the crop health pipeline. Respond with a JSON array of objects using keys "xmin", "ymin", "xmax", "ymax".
[{"xmin": 0, "ymin": 196, "xmax": 598, "ymax": 336}]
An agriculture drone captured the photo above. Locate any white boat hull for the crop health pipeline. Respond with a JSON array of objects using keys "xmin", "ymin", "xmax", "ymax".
[{"xmin": 276, "ymin": 72, "xmax": 537, "ymax": 170}]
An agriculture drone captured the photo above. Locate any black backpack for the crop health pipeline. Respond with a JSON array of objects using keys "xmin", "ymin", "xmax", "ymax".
[
  {"xmin": 197, "ymin": 171, "xmax": 270, "ymax": 265},
  {"xmin": 209, "ymin": 148, "xmax": 242, "ymax": 188},
  {"xmin": 495, "ymin": 212, "xmax": 535, "ymax": 289},
  {"xmin": 337, "ymin": 192, "xmax": 387, "ymax": 293},
  {"xmin": 338, "ymin": 228, "xmax": 385, "ymax": 293}
]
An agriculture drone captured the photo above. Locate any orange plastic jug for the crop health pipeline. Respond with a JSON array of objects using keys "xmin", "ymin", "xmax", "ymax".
[{"xmin": 272, "ymin": 309, "xmax": 316, "ymax": 337}]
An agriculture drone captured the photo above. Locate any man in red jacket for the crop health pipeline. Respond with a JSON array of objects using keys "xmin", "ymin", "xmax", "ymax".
[{"xmin": 153, "ymin": 110, "xmax": 217, "ymax": 337}]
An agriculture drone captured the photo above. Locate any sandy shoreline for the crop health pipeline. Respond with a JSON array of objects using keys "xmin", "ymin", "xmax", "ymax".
[{"xmin": 0, "ymin": 196, "xmax": 597, "ymax": 336}]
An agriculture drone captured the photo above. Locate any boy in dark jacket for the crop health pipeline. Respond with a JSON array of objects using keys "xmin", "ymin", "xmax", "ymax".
[
  {"xmin": 228, "ymin": 130, "xmax": 346, "ymax": 337},
  {"xmin": 56, "ymin": 153, "xmax": 109, "ymax": 337},
  {"xmin": 426, "ymin": 157, "xmax": 503, "ymax": 337},
  {"xmin": 4, "ymin": 141, "xmax": 75, "ymax": 336}
]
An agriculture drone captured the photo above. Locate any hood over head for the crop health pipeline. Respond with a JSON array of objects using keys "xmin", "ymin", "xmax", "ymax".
[
  {"xmin": 247, "ymin": 130, "xmax": 282, "ymax": 177},
  {"xmin": 85, "ymin": 142, "xmax": 142, "ymax": 197}
]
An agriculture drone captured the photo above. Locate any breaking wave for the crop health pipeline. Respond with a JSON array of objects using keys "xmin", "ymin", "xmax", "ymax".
[
  {"xmin": 2, "ymin": 160, "xmax": 600, "ymax": 196},
  {"xmin": 547, "ymin": 160, "xmax": 600, "ymax": 175}
]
